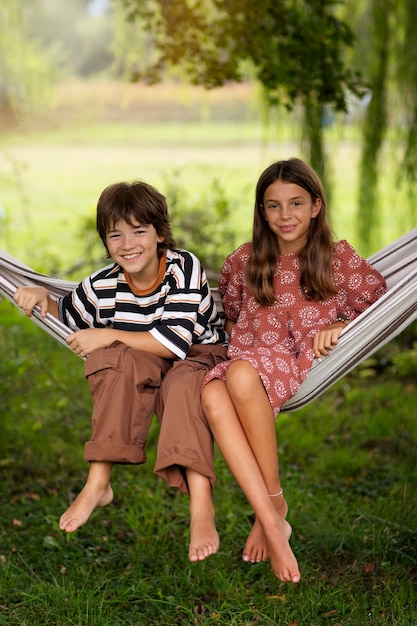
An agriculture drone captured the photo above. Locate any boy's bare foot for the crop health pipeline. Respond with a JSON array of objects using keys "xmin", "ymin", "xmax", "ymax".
[
  {"xmin": 59, "ymin": 482, "xmax": 113, "ymax": 533},
  {"xmin": 187, "ymin": 468, "xmax": 219, "ymax": 562},
  {"xmin": 242, "ymin": 494, "xmax": 288, "ymax": 563},
  {"xmin": 188, "ymin": 514, "xmax": 220, "ymax": 562},
  {"xmin": 263, "ymin": 515, "xmax": 300, "ymax": 584}
]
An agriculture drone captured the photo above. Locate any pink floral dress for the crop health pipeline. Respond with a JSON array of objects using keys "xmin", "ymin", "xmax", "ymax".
[{"xmin": 203, "ymin": 241, "xmax": 386, "ymax": 416}]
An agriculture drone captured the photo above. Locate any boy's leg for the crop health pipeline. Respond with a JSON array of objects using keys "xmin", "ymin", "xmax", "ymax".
[
  {"xmin": 187, "ymin": 468, "xmax": 219, "ymax": 562},
  {"xmin": 84, "ymin": 342, "xmax": 172, "ymax": 463},
  {"xmin": 154, "ymin": 344, "xmax": 227, "ymax": 560},
  {"xmin": 60, "ymin": 342, "xmax": 172, "ymax": 533},
  {"xmin": 59, "ymin": 461, "xmax": 113, "ymax": 532},
  {"xmin": 154, "ymin": 344, "xmax": 227, "ymax": 492}
]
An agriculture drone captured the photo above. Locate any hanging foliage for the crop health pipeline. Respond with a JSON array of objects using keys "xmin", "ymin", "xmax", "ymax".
[
  {"xmin": 115, "ymin": 2, "xmax": 361, "ymax": 105},
  {"xmin": 356, "ymin": 0, "xmax": 391, "ymax": 252},
  {"xmin": 113, "ymin": 0, "xmax": 363, "ymax": 182},
  {"xmin": 349, "ymin": 0, "xmax": 417, "ymax": 253},
  {"xmin": 396, "ymin": 0, "xmax": 417, "ymax": 227},
  {"xmin": 113, "ymin": 0, "xmax": 417, "ymax": 248}
]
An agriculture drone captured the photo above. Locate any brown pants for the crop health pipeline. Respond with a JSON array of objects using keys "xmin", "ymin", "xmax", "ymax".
[{"xmin": 83, "ymin": 342, "xmax": 227, "ymax": 493}]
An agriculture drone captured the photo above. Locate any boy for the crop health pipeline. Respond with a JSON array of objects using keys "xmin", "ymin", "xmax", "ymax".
[{"xmin": 14, "ymin": 180, "xmax": 228, "ymax": 562}]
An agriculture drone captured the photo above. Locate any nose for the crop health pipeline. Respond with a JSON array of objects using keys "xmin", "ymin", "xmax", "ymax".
[
  {"xmin": 279, "ymin": 204, "xmax": 292, "ymax": 219},
  {"xmin": 121, "ymin": 234, "xmax": 136, "ymax": 249}
]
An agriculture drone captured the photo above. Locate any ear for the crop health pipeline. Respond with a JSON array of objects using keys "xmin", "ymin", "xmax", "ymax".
[
  {"xmin": 311, "ymin": 197, "xmax": 322, "ymax": 218},
  {"xmin": 157, "ymin": 234, "xmax": 165, "ymax": 243}
]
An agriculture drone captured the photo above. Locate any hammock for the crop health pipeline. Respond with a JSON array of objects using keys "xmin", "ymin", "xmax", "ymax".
[{"xmin": 1, "ymin": 228, "xmax": 417, "ymax": 412}]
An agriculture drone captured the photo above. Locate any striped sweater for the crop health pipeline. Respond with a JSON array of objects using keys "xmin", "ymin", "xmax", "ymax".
[{"xmin": 58, "ymin": 249, "xmax": 227, "ymax": 359}]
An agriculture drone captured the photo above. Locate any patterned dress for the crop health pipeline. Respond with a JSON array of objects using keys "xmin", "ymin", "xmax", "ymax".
[{"xmin": 203, "ymin": 240, "xmax": 386, "ymax": 416}]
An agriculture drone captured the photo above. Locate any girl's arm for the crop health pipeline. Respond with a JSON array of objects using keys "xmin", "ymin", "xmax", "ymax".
[
  {"xmin": 312, "ymin": 241, "xmax": 387, "ymax": 359},
  {"xmin": 312, "ymin": 320, "xmax": 346, "ymax": 358},
  {"xmin": 225, "ymin": 318, "xmax": 236, "ymax": 337}
]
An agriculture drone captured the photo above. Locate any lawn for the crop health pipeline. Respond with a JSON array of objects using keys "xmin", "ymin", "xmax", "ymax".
[{"xmin": 1, "ymin": 300, "xmax": 416, "ymax": 625}]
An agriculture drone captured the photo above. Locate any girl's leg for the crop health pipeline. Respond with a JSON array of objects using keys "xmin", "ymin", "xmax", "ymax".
[
  {"xmin": 59, "ymin": 461, "xmax": 113, "ymax": 532},
  {"xmin": 201, "ymin": 379, "xmax": 300, "ymax": 584},
  {"xmin": 225, "ymin": 360, "xmax": 287, "ymax": 562},
  {"xmin": 186, "ymin": 468, "xmax": 219, "ymax": 562}
]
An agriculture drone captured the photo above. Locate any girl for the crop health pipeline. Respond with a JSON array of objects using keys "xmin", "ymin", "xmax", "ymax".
[{"xmin": 201, "ymin": 158, "xmax": 386, "ymax": 583}]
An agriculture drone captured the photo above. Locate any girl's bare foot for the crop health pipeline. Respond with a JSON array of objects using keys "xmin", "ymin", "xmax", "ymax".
[
  {"xmin": 59, "ymin": 482, "xmax": 113, "ymax": 533},
  {"xmin": 188, "ymin": 514, "xmax": 220, "ymax": 562},
  {"xmin": 242, "ymin": 493, "xmax": 288, "ymax": 563},
  {"xmin": 263, "ymin": 515, "xmax": 300, "ymax": 584},
  {"xmin": 242, "ymin": 517, "xmax": 267, "ymax": 562}
]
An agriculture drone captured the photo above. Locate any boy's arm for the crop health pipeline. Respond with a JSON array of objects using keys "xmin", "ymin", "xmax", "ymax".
[
  {"xmin": 66, "ymin": 327, "xmax": 176, "ymax": 359},
  {"xmin": 14, "ymin": 286, "xmax": 59, "ymax": 319}
]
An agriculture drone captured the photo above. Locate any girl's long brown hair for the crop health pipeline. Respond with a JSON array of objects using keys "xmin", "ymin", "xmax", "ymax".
[{"xmin": 246, "ymin": 158, "xmax": 337, "ymax": 306}]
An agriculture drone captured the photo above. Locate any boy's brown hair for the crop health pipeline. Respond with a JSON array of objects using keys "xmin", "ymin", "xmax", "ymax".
[{"xmin": 96, "ymin": 181, "xmax": 176, "ymax": 257}]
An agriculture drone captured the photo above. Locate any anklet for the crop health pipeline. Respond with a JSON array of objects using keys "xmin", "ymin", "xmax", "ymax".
[{"xmin": 269, "ymin": 488, "xmax": 283, "ymax": 497}]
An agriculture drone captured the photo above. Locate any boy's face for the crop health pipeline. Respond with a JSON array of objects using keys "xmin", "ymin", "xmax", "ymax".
[{"xmin": 106, "ymin": 219, "xmax": 165, "ymax": 287}]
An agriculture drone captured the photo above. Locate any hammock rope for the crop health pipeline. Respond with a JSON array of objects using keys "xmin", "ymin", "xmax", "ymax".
[{"xmin": 1, "ymin": 227, "xmax": 417, "ymax": 412}]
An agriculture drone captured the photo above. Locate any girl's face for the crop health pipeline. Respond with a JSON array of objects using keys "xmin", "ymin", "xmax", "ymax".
[
  {"xmin": 262, "ymin": 180, "xmax": 321, "ymax": 254},
  {"xmin": 106, "ymin": 218, "xmax": 165, "ymax": 289}
]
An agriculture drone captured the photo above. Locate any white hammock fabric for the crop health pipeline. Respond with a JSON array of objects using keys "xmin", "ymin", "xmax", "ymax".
[{"xmin": 1, "ymin": 228, "xmax": 417, "ymax": 412}]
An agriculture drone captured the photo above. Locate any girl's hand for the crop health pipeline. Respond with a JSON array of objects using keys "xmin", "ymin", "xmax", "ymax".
[
  {"xmin": 312, "ymin": 322, "xmax": 345, "ymax": 358},
  {"xmin": 14, "ymin": 286, "xmax": 51, "ymax": 318},
  {"xmin": 66, "ymin": 328, "xmax": 114, "ymax": 357}
]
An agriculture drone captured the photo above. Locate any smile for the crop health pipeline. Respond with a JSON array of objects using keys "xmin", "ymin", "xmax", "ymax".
[
  {"xmin": 122, "ymin": 253, "xmax": 142, "ymax": 260},
  {"xmin": 279, "ymin": 225, "xmax": 297, "ymax": 232}
]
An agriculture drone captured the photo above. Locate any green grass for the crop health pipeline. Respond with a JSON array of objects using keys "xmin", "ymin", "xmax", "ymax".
[{"xmin": 1, "ymin": 299, "xmax": 416, "ymax": 625}]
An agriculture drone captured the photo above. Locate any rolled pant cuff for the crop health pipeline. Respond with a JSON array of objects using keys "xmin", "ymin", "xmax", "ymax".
[
  {"xmin": 154, "ymin": 453, "xmax": 216, "ymax": 494},
  {"xmin": 84, "ymin": 441, "xmax": 146, "ymax": 464}
]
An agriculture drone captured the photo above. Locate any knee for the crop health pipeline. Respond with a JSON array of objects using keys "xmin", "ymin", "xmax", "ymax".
[
  {"xmin": 226, "ymin": 360, "xmax": 259, "ymax": 401},
  {"xmin": 201, "ymin": 383, "xmax": 223, "ymax": 426}
]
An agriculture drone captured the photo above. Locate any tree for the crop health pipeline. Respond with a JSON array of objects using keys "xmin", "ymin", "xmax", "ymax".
[
  {"xmin": 23, "ymin": 0, "xmax": 114, "ymax": 77},
  {"xmin": 343, "ymin": 0, "xmax": 417, "ymax": 252},
  {"xmin": 0, "ymin": 0, "xmax": 54, "ymax": 124},
  {"xmin": 113, "ymin": 0, "xmax": 363, "ymax": 184}
]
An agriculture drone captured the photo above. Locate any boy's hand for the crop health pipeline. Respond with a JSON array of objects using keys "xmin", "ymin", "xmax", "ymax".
[
  {"xmin": 312, "ymin": 322, "xmax": 345, "ymax": 358},
  {"xmin": 66, "ymin": 328, "xmax": 113, "ymax": 357},
  {"xmin": 14, "ymin": 286, "xmax": 51, "ymax": 318}
]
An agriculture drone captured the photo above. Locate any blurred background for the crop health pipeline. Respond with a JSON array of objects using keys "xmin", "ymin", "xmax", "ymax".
[{"xmin": 1, "ymin": 0, "xmax": 416, "ymax": 279}]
